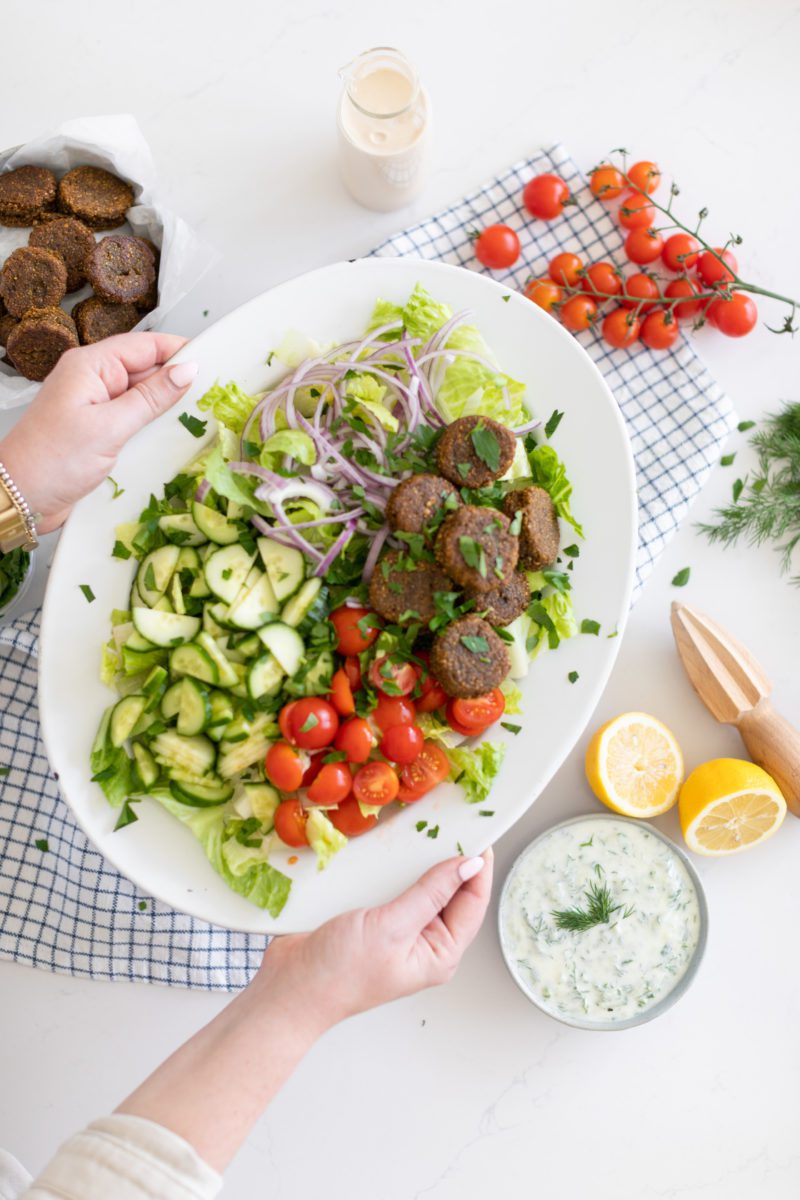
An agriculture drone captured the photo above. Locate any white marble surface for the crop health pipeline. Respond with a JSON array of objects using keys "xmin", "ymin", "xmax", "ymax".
[{"xmin": 2, "ymin": 1, "xmax": 800, "ymax": 1196}]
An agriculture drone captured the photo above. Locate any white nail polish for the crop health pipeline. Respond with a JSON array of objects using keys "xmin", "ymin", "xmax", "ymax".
[
  {"xmin": 169, "ymin": 361, "xmax": 199, "ymax": 387},
  {"xmin": 458, "ymin": 856, "xmax": 484, "ymax": 882}
]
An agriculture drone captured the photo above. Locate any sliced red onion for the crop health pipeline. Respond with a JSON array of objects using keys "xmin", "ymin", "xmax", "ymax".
[
  {"xmin": 513, "ymin": 415, "xmax": 542, "ymax": 435},
  {"xmin": 227, "ymin": 461, "xmax": 285, "ymax": 487},
  {"xmin": 362, "ymin": 524, "xmax": 389, "ymax": 582},
  {"xmin": 263, "ymin": 507, "xmax": 364, "ymax": 531},
  {"xmin": 194, "ymin": 479, "xmax": 212, "ymax": 503},
  {"xmin": 314, "ymin": 520, "xmax": 357, "ymax": 577}
]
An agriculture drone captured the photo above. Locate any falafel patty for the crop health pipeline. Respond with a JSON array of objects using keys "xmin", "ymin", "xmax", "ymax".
[
  {"xmin": 385, "ymin": 473, "xmax": 462, "ymax": 539},
  {"xmin": 0, "ymin": 314, "xmax": 19, "ymax": 349},
  {"xmin": 86, "ymin": 236, "xmax": 156, "ymax": 305},
  {"xmin": 6, "ymin": 310, "xmax": 78, "ymax": 381},
  {"xmin": 0, "ymin": 247, "xmax": 67, "ymax": 317},
  {"xmin": 72, "ymin": 296, "xmax": 140, "ymax": 344},
  {"xmin": 57, "ymin": 166, "xmax": 133, "ymax": 230},
  {"xmin": 29, "ymin": 216, "xmax": 95, "ymax": 292},
  {"xmin": 503, "ymin": 486, "xmax": 560, "ymax": 570},
  {"xmin": 435, "ymin": 505, "xmax": 519, "ymax": 592},
  {"xmin": 435, "ymin": 414, "xmax": 516, "ymax": 488},
  {"xmin": 430, "ymin": 616, "xmax": 510, "ymax": 699},
  {"xmin": 368, "ymin": 548, "xmax": 454, "ymax": 626},
  {"xmin": 466, "ymin": 570, "xmax": 531, "ymax": 627},
  {"xmin": 0, "ymin": 166, "xmax": 57, "ymax": 227}
]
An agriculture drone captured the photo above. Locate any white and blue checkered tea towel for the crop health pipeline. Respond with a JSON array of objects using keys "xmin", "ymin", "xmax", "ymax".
[{"xmin": 0, "ymin": 144, "xmax": 735, "ymax": 991}]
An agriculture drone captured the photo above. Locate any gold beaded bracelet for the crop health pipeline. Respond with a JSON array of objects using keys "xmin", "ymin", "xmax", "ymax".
[{"xmin": 0, "ymin": 461, "xmax": 39, "ymax": 553}]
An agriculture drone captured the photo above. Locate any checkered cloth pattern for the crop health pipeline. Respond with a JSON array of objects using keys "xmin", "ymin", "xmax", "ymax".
[
  {"xmin": 371, "ymin": 143, "xmax": 736, "ymax": 597},
  {"xmin": 0, "ymin": 144, "xmax": 735, "ymax": 991}
]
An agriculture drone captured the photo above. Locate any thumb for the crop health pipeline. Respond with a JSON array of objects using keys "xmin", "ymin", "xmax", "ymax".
[
  {"xmin": 109, "ymin": 359, "xmax": 200, "ymax": 445},
  {"xmin": 382, "ymin": 856, "xmax": 487, "ymax": 937}
]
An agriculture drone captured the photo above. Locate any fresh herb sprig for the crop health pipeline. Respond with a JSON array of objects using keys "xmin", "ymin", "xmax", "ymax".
[{"xmin": 552, "ymin": 881, "xmax": 632, "ymax": 932}]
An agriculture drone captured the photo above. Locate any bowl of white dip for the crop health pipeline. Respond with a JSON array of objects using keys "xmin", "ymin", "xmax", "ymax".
[{"xmin": 498, "ymin": 814, "xmax": 708, "ymax": 1030}]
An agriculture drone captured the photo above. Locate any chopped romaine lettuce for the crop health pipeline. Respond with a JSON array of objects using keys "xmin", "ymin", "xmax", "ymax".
[
  {"xmin": 500, "ymin": 678, "xmax": 523, "ymax": 715},
  {"xmin": 274, "ymin": 330, "xmax": 330, "ymax": 369},
  {"xmin": 260, "ymin": 429, "xmax": 316, "ymax": 468},
  {"xmin": 90, "ymin": 708, "xmax": 134, "ymax": 807},
  {"xmin": 417, "ymin": 710, "xmax": 468, "ymax": 749},
  {"xmin": 526, "ymin": 443, "xmax": 584, "ymax": 537},
  {"xmin": 197, "ymin": 380, "xmax": 258, "ymax": 435},
  {"xmin": 100, "ymin": 640, "xmax": 120, "ymax": 687},
  {"xmin": 448, "ymin": 741, "xmax": 506, "ymax": 804},
  {"xmin": 306, "ymin": 808, "xmax": 347, "ymax": 870},
  {"xmin": 344, "ymin": 373, "xmax": 398, "ymax": 433}
]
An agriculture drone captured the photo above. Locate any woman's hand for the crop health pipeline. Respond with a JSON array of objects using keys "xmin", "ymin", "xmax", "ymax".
[
  {"xmin": 0, "ymin": 333, "xmax": 198, "ymax": 533},
  {"xmin": 254, "ymin": 850, "xmax": 494, "ymax": 1033}
]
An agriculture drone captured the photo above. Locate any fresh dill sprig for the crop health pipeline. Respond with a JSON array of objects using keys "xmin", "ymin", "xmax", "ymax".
[
  {"xmin": 552, "ymin": 881, "xmax": 630, "ymax": 932},
  {"xmin": 698, "ymin": 403, "xmax": 800, "ymax": 582}
]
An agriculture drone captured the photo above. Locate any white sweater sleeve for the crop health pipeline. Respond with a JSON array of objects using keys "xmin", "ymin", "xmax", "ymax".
[{"xmin": 10, "ymin": 1115, "xmax": 222, "ymax": 1200}]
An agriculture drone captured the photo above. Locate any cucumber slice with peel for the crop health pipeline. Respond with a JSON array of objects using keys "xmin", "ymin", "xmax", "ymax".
[
  {"xmin": 192, "ymin": 501, "xmax": 239, "ymax": 545},
  {"xmin": 151, "ymin": 731, "xmax": 216, "ymax": 777},
  {"xmin": 280, "ymin": 577, "xmax": 322, "ymax": 627},
  {"xmin": 176, "ymin": 678, "xmax": 211, "ymax": 736},
  {"xmin": 227, "ymin": 571, "xmax": 279, "ymax": 630},
  {"xmin": 169, "ymin": 778, "xmax": 234, "ymax": 807},
  {"xmin": 257, "ymin": 537, "xmax": 305, "ymax": 602},
  {"xmin": 195, "ymin": 631, "xmax": 240, "ymax": 687},
  {"xmin": 159, "ymin": 512, "xmax": 206, "ymax": 546},
  {"xmin": 161, "ymin": 681, "xmax": 184, "ymax": 721},
  {"xmin": 132, "ymin": 741, "xmax": 159, "ymax": 789},
  {"xmin": 137, "ymin": 545, "xmax": 180, "ymax": 606},
  {"xmin": 247, "ymin": 653, "xmax": 285, "ymax": 700},
  {"xmin": 204, "ymin": 544, "xmax": 256, "ymax": 605},
  {"xmin": 169, "ymin": 642, "xmax": 219, "ymax": 685},
  {"xmin": 257, "ymin": 622, "xmax": 304, "ymax": 676},
  {"xmin": 132, "ymin": 607, "xmax": 200, "ymax": 648},
  {"xmin": 110, "ymin": 695, "xmax": 147, "ymax": 747}
]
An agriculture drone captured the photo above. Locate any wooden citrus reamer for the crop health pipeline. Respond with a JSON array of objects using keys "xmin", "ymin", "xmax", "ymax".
[{"xmin": 671, "ymin": 601, "xmax": 800, "ymax": 816}]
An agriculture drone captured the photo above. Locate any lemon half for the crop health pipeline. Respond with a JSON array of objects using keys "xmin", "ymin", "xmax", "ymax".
[
  {"xmin": 679, "ymin": 758, "xmax": 786, "ymax": 856},
  {"xmin": 585, "ymin": 712, "xmax": 684, "ymax": 818}
]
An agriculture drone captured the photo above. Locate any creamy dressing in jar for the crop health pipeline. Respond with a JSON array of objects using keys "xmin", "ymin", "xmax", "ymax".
[{"xmin": 500, "ymin": 817, "xmax": 703, "ymax": 1026}]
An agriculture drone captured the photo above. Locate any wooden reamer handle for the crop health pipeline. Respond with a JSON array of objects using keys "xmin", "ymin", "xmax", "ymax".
[{"xmin": 736, "ymin": 699, "xmax": 800, "ymax": 818}]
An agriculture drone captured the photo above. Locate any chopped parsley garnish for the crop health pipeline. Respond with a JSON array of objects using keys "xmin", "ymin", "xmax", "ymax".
[
  {"xmin": 732, "ymin": 477, "xmax": 745, "ymax": 502},
  {"xmin": 0, "ymin": 767, "xmax": 9, "ymax": 777},
  {"xmin": 415, "ymin": 820, "xmax": 428, "ymax": 832},
  {"xmin": 508, "ymin": 510, "xmax": 523, "ymax": 536},
  {"xmin": 457, "ymin": 841, "xmax": 465, "ymax": 854},
  {"xmin": 542, "ymin": 568, "xmax": 571, "ymax": 594},
  {"xmin": 580, "ymin": 618, "xmax": 600, "ymax": 635},
  {"xmin": 470, "ymin": 421, "xmax": 501, "ymax": 473},
  {"xmin": 461, "ymin": 635, "xmax": 489, "ymax": 655},
  {"xmin": 221, "ymin": 567, "xmax": 233, "ymax": 580},
  {"xmin": 298, "ymin": 713, "xmax": 319, "ymax": 734},
  {"xmin": 178, "ymin": 413, "xmax": 208, "ymax": 438},
  {"xmin": 457, "ymin": 462, "xmax": 471, "ymax": 480},
  {"xmin": 459, "ymin": 536, "xmax": 487, "ymax": 578},
  {"xmin": 501, "ymin": 721, "xmax": 521, "ymax": 734},
  {"xmin": 671, "ymin": 567, "xmax": 691, "ymax": 587},
  {"xmin": 398, "ymin": 609, "xmax": 422, "ymax": 623},
  {"xmin": 323, "ymin": 749, "xmax": 349, "ymax": 763},
  {"xmin": 79, "ymin": 584, "xmax": 96, "ymax": 603},
  {"xmin": 114, "ymin": 801, "xmax": 139, "ymax": 830},
  {"xmin": 112, "ymin": 540, "xmax": 132, "ymax": 560},
  {"xmin": 479, "ymin": 809, "xmax": 494, "ymax": 817},
  {"xmin": 737, "ymin": 420, "xmax": 756, "ymax": 432},
  {"xmin": 502, "ymin": 294, "xmax": 510, "ymax": 302},
  {"xmin": 568, "ymin": 670, "xmax": 579, "ymax": 683},
  {"xmin": 720, "ymin": 453, "xmax": 736, "ymax": 467},
  {"xmin": 426, "ymin": 824, "xmax": 440, "ymax": 839},
  {"xmin": 34, "ymin": 837, "xmax": 49, "ymax": 852},
  {"xmin": 265, "ymin": 350, "xmax": 275, "ymax": 366},
  {"xmin": 138, "ymin": 900, "xmax": 148, "ymax": 910},
  {"xmin": 544, "ymin": 409, "xmax": 564, "ymax": 439},
  {"xmin": 107, "ymin": 476, "xmax": 125, "ymax": 499},
  {"xmin": 563, "ymin": 544, "xmax": 580, "ymax": 558},
  {"xmin": 143, "ymin": 564, "xmax": 157, "ymax": 592}
]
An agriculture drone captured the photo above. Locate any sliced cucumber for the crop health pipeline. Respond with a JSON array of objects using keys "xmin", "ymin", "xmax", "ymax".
[
  {"xmin": 302, "ymin": 649, "xmax": 334, "ymax": 695},
  {"xmin": 132, "ymin": 607, "xmax": 200, "ymax": 648},
  {"xmin": 110, "ymin": 695, "xmax": 147, "ymax": 747},
  {"xmin": 141, "ymin": 665, "xmax": 168, "ymax": 696},
  {"xmin": 203, "ymin": 604, "xmax": 230, "ymax": 636},
  {"xmin": 169, "ymin": 642, "xmax": 219, "ymax": 686},
  {"xmin": 176, "ymin": 678, "xmax": 211, "ymax": 736},
  {"xmin": 233, "ymin": 633, "xmax": 262, "ymax": 658},
  {"xmin": 257, "ymin": 537, "xmax": 305, "ymax": 602},
  {"xmin": 217, "ymin": 715, "xmax": 273, "ymax": 778},
  {"xmin": 176, "ymin": 547, "xmax": 201, "ymax": 573},
  {"xmin": 227, "ymin": 571, "xmax": 279, "ymax": 630},
  {"xmin": 217, "ymin": 636, "xmax": 247, "ymax": 665},
  {"xmin": 151, "ymin": 731, "xmax": 217, "ymax": 777},
  {"xmin": 281, "ymin": 577, "xmax": 323, "ymax": 627},
  {"xmin": 122, "ymin": 646, "xmax": 168, "ymax": 677},
  {"xmin": 132, "ymin": 741, "xmax": 159, "ymax": 790},
  {"xmin": 130, "ymin": 582, "xmax": 146, "ymax": 610},
  {"xmin": 170, "ymin": 778, "xmax": 234, "ymax": 807},
  {"xmin": 228, "ymin": 661, "xmax": 250, "ymax": 699},
  {"xmin": 161, "ymin": 681, "xmax": 184, "ymax": 721},
  {"xmin": 227, "ymin": 500, "xmax": 245, "ymax": 521},
  {"xmin": 159, "ymin": 512, "xmax": 206, "ymax": 547},
  {"xmin": 152, "ymin": 595, "xmax": 175, "ymax": 613},
  {"xmin": 207, "ymin": 691, "xmax": 235, "ymax": 740},
  {"xmin": 192, "ymin": 500, "xmax": 239, "ymax": 545},
  {"xmin": 195, "ymin": 631, "xmax": 240, "ymax": 688},
  {"xmin": 126, "ymin": 629, "xmax": 156, "ymax": 652},
  {"xmin": 257, "ymin": 622, "xmax": 305, "ymax": 676},
  {"xmin": 247, "ymin": 652, "xmax": 285, "ymax": 700},
  {"xmin": 243, "ymin": 782, "xmax": 279, "ymax": 826},
  {"xmin": 170, "ymin": 572, "xmax": 186, "ymax": 615},
  {"xmin": 204, "ymin": 544, "xmax": 256, "ymax": 605},
  {"xmin": 137, "ymin": 545, "xmax": 180, "ymax": 606}
]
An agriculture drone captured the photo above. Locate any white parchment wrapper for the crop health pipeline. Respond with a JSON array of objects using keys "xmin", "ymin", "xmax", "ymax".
[{"xmin": 0, "ymin": 113, "xmax": 217, "ymax": 409}]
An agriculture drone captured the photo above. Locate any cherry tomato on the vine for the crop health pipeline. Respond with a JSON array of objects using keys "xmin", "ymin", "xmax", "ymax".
[
  {"xmin": 330, "ymin": 668, "xmax": 355, "ymax": 717},
  {"xmin": 380, "ymin": 722, "xmax": 424, "ymax": 765},
  {"xmin": 329, "ymin": 606, "xmax": 380, "ymax": 656},
  {"xmin": 369, "ymin": 656, "xmax": 418, "ymax": 697},
  {"xmin": 560, "ymin": 294, "xmax": 597, "ymax": 332},
  {"xmin": 627, "ymin": 160, "xmax": 661, "ymax": 195},
  {"xmin": 697, "ymin": 248, "xmax": 738, "ymax": 287},
  {"xmin": 590, "ymin": 165, "xmax": 626, "ymax": 201},
  {"xmin": 329, "ymin": 796, "xmax": 378, "ymax": 837},
  {"xmin": 641, "ymin": 310, "xmax": 680, "ymax": 350},
  {"xmin": 474, "ymin": 224, "xmax": 521, "ymax": 269},
  {"xmin": 373, "ymin": 694, "xmax": 416, "ymax": 732},
  {"xmin": 582, "ymin": 262, "xmax": 623, "ymax": 301},
  {"xmin": 665, "ymin": 277, "xmax": 705, "ymax": 322},
  {"xmin": 397, "ymin": 742, "xmax": 450, "ymax": 802},
  {"xmin": 284, "ymin": 697, "xmax": 339, "ymax": 749},
  {"xmin": 548, "ymin": 252, "xmax": 584, "ymax": 287},
  {"xmin": 618, "ymin": 192, "xmax": 655, "ymax": 231},
  {"xmin": 619, "ymin": 272, "xmax": 662, "ymax": 312},
  {"xmin": 707, "ymin": 292, "xmax": 758, "ymax": 337},
  {"xmin": 523, "ymin": 174, "xmax": 571, "ymax": 220},
  {"xmin": 662, "ymin": 233, "xmax": 700, "ymax": 273},
  {"xmin": 352, "ymin": 760, "xmax": 400, "ymax": 807},
  {"xmin": 274, "ymin": 798, "xmax": 308, "ymax": 848},
  {"xmin": 265, "ymin": 742, "xmax": 307, "ymax": 792},
  {"xmin": 625, "ymin": 228, "xmax": 664, "ymax": 265},
  {"xmin": 307, "ymin": 761, "xmax": 352, "ymax": 806},
  {"xmin": 334, "ymin": 716, "xmax": 375, "ymax": 764},
  {"xmin": 524, "ymin": 278, "xmax": 563, "ymax": 313},
  {"xmin": 602, "ymin": 308, "xmax": 642, "ymax": 349}
]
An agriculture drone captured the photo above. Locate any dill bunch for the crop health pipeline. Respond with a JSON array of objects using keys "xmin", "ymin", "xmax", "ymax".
[{"xmin": 699, "ymin": 403, "xmax": 800, "ymax": 582}]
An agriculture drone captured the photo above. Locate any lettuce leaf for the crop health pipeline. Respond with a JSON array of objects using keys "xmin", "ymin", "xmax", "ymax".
[
  {"xmin": 527, "ymin": 590, "xmax": 578, "ymax": 659},
  {"xmin": 417, "ymin": 710, "xmax": 468, "ymax": 749},
  {"xmin": 100, "ymin": 640, "xmax": 120, "ymax": 687},
  {"xmin": 197, "ymin": 380, "xmax": 258, "ymax": 435},
  {"xmin": 500, "ymin": 678, "xmax": 523, "ymax": 715},
  {"xmin": 344, "ymin": 373, "xmax": 398, "ymax": 433},
  {"xmin": 448, "ymin": 741, "xmax": 506, "ymax": 805},
  {"xmin": 260, "ymin": 429, "xmax": 316, "ymax": 468},
  {"xmin": 306, "ymin": 808, "xmax": 347, "ymax": 870},
  {"xmin": 203, "ymin": 445, "xmax": 271, "ymax": 516},
  {"xmin": 90, "ymin": 708, "xmax": 134, "ymax": 807},
  {"xmin": 526, "ymin": 444, "xmax": 584, "ymax": 537}
]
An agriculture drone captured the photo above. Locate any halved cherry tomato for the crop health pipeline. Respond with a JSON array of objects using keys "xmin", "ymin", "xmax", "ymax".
[
  {"xmin": 278, "ymin": 699, "xmax": 298, "ymax": 743},
  {"xmin": 665, "ymin": 277, "xmax": 704, "ymax": 322},
  {"xmin": 641, "ymin": 310, "xmax": 680, "ymax": 350},
  {"xmin": 373, "ymin": 694, "xmax": 416, "ymax": 732},
  {"xmin": 343, "ymin": 655, "xmax": 362, "ymax": 691},
  {"xmin": 620, "ymin": 272, "xmax": 662, "ymax": 312},
  {"xmin": 416, "ymin": 679, "xmax": 448, "ymax": 714},
  {"xmin": 560, "ymin": 295, "xmax": 597, "ymax": 332},
  {"xmin": 330, "ymin": 668, "xmax": 355, "ymax": 717},
  {"xmin": 448, "ymin": 689, "xmax": 505, "ymax": 734},
  {"xmin": 627, "ymin": 160, "xmax": 661, "ymax": 195},
  {"xmin": 618, "ymin": 192, "xmax": 655, "ymax": 231},
  {"xmin": 380, "ymin": 722, "xmax": 424, "ymax": 765},
  {"xmin": 274, "ymin": 798, "xmax": 308, "ymax": 847},
  {"xmin": 707, "ymin": 292, "xmax": 758, "ymax": 337},
  {"xmin": 353, "ymin": 760, "xmax": 400, "ymax": 807},
  {"xmin": 307, "ymin": 761, "xmax": 352, "ymax": 806},
  {"xmin": 582, "ymin": 262, "xmax": 622, "ymax": 301},
  {"xmin": 301, "ymin": 751, "xmax": 325, "ymax": 788},
  {"xmin": 602, "ymin": 308, "xmax": 642, "ymax": 349},
  {"xmin": 625, "ymin": 228, "xmax": 664, "ymax": 265},
  {"xmin": 523, "ymin": 173, "xmax": 570, "ymax": 220},
  {"xmin": 284, "ymin": 697, "xmax": 339, "ymax": 749},
  {"xmin": 548, "ymin": 252, "xmax": 584, "ymax": 287},
  {"xmin": 369, "ymin": 655, "xmax": 418, "ymax": 697},
  {"xmin": 662, "ymin": 233, "xmax": 700, "ymax": 273},
  {"xmin": 590, "ymin": 165, "xmax": 626, "ymax": 201},
  {"xmin": 329, "ymin": 606, "xmax": 380, "ymax": 655},
  {"xmin": 474, "ymin": 224, "xmax": 521, "ymax": 269},
  {"xmin": 524, "ymin": 278, "xmax": 563, "ymax": 314},
  {"xmin": 697, "ymin": 248, "xmax": 738, "ymax": 287},
  {"xmin": 397, "ymin": 742, "xmax": 450, "ymax": 802},
  {"xmin": 265, "ymin": 742, "xmax": 308, "ymax": 792},
  {"xmin": 334, "ymin": 716, "xmax": 375, "ymax": 764},
  {"xmin": 329, "ymin": 796, "xmax": 378, "ymax": 837}
]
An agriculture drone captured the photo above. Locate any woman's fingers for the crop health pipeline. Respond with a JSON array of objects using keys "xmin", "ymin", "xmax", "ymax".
[
  {"xmin": 439, "ymin": 848, "xmax": 494, "ymax": 948},
  {"xmin": 47, "ymin": 333, "xmax": 191, "ymax": 404},
  {"xmin": 384, "ymin": 854, "xmax": 489, "ymax": 937},
  {"xmin": 107, "ymin": 360, "xmax": 200, "ymax": 445}
]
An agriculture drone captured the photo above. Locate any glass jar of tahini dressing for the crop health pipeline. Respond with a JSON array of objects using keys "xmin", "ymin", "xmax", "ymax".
[
  {"xmin": 337, "ymin": 47, "xmax": 432, "ymax": 211},
  {"xmin": 499, "ymin": 815, "xmax": 707, "ymax": 1030}
]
